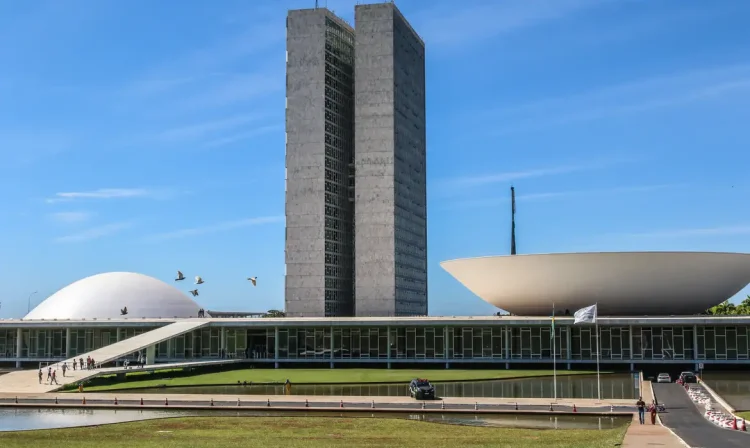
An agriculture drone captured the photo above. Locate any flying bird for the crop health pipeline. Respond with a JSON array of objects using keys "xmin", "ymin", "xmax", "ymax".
[
  {"xmin": 189, "ymin": 289, "xmax": 199, "ymax": 297},
  {"xmin": 248, "ymin": 277, "xmax": 257, "ymax": 286},
  {"xmin": 175, "ymin": 271, "xmax": 185, "ymax": 281},
  {"xmin": 195, "ymin": 276, "xmax": 204, "ymax": 285},
  {"xmin": 120, "ymin": 307, "xmax": 128, "ymax": 316}
]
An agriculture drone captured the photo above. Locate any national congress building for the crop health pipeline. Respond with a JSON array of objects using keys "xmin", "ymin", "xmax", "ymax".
[{"xmin": 284, "ymin": 3, "xmax": 428, "ymax": 318}]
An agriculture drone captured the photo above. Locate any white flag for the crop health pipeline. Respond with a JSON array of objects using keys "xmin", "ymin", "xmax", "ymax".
[{"xmin": 574, "ymin": 304, "xmax": 597, "ymax": 324}]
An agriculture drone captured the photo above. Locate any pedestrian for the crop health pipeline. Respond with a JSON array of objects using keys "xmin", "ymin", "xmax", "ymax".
[
  {"xmin": 38, "ymin": 369, "xmax": 43, "ymax": 384},
  {"xmin": 650, "ymin": 401, "xmax": 658, "ymax": 425},
  {"xmin": 51, "ymin": 370, "xmax": 58, "ymax": 385},
  {"xmin": 62, "ymin": 363, "xmax": 67, "ymax": 377},
  {"xmin": 47, "ymin": 367, "xmax": 52, "ymax": 384},
  {"xmin": 636, "ymin": 396, "xmax": 646, "ymax": 424}
]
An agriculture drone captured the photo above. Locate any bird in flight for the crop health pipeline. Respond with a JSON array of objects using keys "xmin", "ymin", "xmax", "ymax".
[
  {"xmin": 120, "ymin": 306, "xmax": 128, "ymax": 316},
  {"xmin": 175, "ymin": 271, "xmax": 185, "ymax": 281},
  {"xmin": 189, "ymin": 289, "xmax": 199, "ymax": 297},
  {"xmin": 248, "ymin": 277, "xmax": 257, "ymax": 286},
  {"xmin": 195, "ymin": 276, "xmax": 204, "ymax": 285}
]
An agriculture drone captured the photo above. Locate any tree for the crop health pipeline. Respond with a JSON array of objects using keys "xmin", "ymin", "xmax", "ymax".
[
  {"xmin": 263, "ymin": 309, "xmax": 286, "ymax": 318},
  {"xmin": 703, "ymin": 296, "xmax": 750, "ymax": 315}
]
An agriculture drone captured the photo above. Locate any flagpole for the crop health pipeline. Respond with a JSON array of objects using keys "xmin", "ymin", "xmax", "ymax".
[
  {"xmin": 552, "ymin": 303, "xmax": 557, "ymax": 400},
  {"xmin": 595, "ymin": 302, "xmax": 601, "ymax": 401}
]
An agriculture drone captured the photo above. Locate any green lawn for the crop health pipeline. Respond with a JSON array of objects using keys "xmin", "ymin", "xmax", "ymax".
[
  {"xmin": 80, "ymin": 369, "xmax": 603, "ymax": 392},
  {"xmin": 737, "ymin": 411, "xmax": 750, "ymax": 420},
  {"xmin": 0, "ymin": 417, "xmax": 629, "ymax": 448}
]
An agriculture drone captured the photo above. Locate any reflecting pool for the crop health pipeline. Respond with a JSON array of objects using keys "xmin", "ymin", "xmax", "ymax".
[
  {"xmin": 702, "ymin": 373, "xmax": 750, "ymax": 411},
  {"xmin": 125, "ymin": 373, "xmax": 638, "ymax": 399},
  {"xmin": 0, "ymin": 408, "xmax": 630, "ymax": 432}
]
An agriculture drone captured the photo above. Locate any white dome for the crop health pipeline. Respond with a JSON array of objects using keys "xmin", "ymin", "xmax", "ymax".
[{"xmin": 24, "ymin": 272, "xmax": 202, "ymax": 320}]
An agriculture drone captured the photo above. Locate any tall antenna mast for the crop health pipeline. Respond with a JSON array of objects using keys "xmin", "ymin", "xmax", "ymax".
[{"xmin": 510, "ymin": 186, "xmax": 517, "ymax": 255}]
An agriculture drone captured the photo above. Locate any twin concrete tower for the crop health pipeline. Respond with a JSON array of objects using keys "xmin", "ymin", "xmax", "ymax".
[{"xmin": 284, "ymin": 3, "xmax": 428, "ymax": 317}]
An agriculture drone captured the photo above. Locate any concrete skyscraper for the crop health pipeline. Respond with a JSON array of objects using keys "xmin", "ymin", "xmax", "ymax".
[
  {"xmin": 353, "ymin": 3, "xmax": 427, "ymax": 316},
  {"xmin": 285, "ymin": 8, "xmax": 356, "ymax": 317},
  {"xmin": 285, "ymin": 2, "xmax": 427, "ymax": 317}
]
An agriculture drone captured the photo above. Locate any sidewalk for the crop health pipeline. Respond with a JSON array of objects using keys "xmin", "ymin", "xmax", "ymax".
[{"xmin": 621, "ymin": 414, "xmax": 687, "ymax": 447}]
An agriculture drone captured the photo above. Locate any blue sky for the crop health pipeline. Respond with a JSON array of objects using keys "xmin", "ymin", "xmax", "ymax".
[{"xmin": 1, "ymin": 0, "xmax": 749, "ymax": 318}]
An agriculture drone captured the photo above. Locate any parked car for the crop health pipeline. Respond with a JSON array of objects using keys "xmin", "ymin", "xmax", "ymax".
[
  {"xmin": 657, "ymin": 373, "xmax": 672, "ymax": 383},
  {"xmin": 409, "ymin": 378, "xmax": 436, "ymax": 400}
]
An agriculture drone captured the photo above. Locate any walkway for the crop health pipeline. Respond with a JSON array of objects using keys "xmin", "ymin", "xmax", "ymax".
[
  {"xmin": 0, "ymin": 393, "xmax": 635, "ymax": 414},
  {"xmin": 0, "ymin": 321, "xmax": 209, "ymax": 394},
  {"xmin": 653, "ymin": 383, "xmax": 749, "ymax": 448},
  {"xmin": 621, "ymin": 413, "xmax": 686, "ymax": 448}
]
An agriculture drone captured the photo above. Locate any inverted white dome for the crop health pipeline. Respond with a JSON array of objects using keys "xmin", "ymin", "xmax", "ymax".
[{"xmin": 24, "ymin": 272, "xmax": 202, "ymax": 320}]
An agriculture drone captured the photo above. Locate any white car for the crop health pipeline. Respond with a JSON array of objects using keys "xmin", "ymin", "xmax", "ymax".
[{"xmin": 657, "ymin": 373, "xmax": 672, "ymax": 383}]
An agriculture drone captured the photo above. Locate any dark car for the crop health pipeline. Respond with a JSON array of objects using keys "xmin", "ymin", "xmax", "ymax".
[
  {"xmin": 409, "ymin": 378, "xmax": 436, "ymax": 400},
  {"xmin": 679, "ymin": 372, "xmax": 698, "ymax": 384}
]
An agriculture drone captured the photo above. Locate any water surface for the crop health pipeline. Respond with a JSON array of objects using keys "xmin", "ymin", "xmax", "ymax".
[
  {"xmin": 124, "ymin": 374, "xmax": 638, "ymax": 400},
  {"xmin": 0, "ymin": 408, "xmax": 629, "ymax": 432},
  {"xmin": 702, "ymin": 373, "xmax": 750, "ymax": 411}
]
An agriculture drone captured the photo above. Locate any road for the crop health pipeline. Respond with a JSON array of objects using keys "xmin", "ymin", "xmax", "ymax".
[{"xmin": 653, "ymin": 383, "xmax": 749, "ymax": 448}]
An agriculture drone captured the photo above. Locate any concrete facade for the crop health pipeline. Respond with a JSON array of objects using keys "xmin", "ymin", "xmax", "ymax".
[
  {"xmin": 285, "ymin": 9, "xmax": 355, "ymax": 317},
  {"xmin": 354, "ymin": 3, "xmax": 427, "ymax": 316},
  {"xmin": 285, "ymin": 4, "xmax": 427, "ymax": 317}
]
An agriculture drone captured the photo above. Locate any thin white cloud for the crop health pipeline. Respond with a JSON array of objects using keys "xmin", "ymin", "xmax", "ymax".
[
  {"xmin": 486, "ymin": 63, "xmax": 750, "ymax": 134},
  {"xmin": 623, "ymin": 225, "xmax": 750, "ymax": 239},
  {"xmin": 146, "ymin": 215, "xmax": 285, "ymax": 241},
  {"xmin": 46, "ymin": 187, "xmax": 179, "ymax": 203},
  {"xmin": 55, "ymin": 222, "xmax": 132, "ymax": 243},
  {"xmin": 448, "ymin": 184, "xmax": 683, "ymax": 209},
  {"xmin": 49, "ymin": 211, "xmax": 94, "ymax": 224},
  {"xmin": 446, "ymin": 158, "xmax": 633, "ymax": 188},
  {"xmin": 413, "ymin": 0, "xmax": 604, "ymax": 47},
  {"xmin": 156, "ymin": 114, "xmax": 267, "ymax": 143},
  {"xmin": 46, "ymin": 188, "xmax": 150, "ymax": 203}
]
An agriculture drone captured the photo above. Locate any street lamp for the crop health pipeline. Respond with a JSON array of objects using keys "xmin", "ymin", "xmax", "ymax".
[{"xmin": 27, "ymin": 291, "xmax": 38, "ymax": 313}]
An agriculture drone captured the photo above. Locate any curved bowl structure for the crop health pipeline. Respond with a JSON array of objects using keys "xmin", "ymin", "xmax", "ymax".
[
  {"xmin": 24, "ymin": 272, "xmax": 202, "ymax": 320},
  {"xmin": 440, "ymin": 252, "xmax": 750, "ymax": 316}
]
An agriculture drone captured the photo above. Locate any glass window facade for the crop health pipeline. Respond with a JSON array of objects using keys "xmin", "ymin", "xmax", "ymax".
[{"xmin": 2, "ymin": 322, "xmax": 750, "ymax": 365}]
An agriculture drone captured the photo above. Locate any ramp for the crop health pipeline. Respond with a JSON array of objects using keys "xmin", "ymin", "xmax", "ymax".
[
  {"xmin": 0, "ymin": 320, "xmax": 209, "ymax": 394},
  {"xmin": 653, "ymin": 383, "xmax": 749, "ymax": 447},
  {"xmin": 66, "ymin": 320, "xmax": 209, "ymax": 366}
]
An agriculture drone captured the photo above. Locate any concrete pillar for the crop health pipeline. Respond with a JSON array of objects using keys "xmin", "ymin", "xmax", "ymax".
[
  {"xmin": 16, "ymin": 328, "xmax": 22, "ymax": 368},
  {"xmin": 146, "ymin": 345, "xmax": 156, "ymax": 364},
  {"xmin": 504, "ymin": 326, "xmax": 510, "ymax": 360},
  {"xmin": 329, "ymin": 325, "xmax": 334, "ymax": 369},
  {"xmin": 628, "ymin": 325, "xmax": 634, "ymax": 364},
  {"xmin": 274, "ymin": 326, "xmax": 279, "ymax": 369},
  {"xmin": 693, "ymin": 324, "xmax": 699, "ymax": 369},
  {"xmin": 116, "ymin": 328, "xmax": 121, "ymax": 342},
  {"xmin": 65, "ymin": 328, "xmax": 72, "ymax": 358},
  {"xmin": 220, "ymin": 327, "xmax": 226, "ymax": 357},
  {"xmin": 386, "ymin": 325, "xmax": 391, "ymax": 365},
  {"xmin": 444, "ymin": 326, "xmax": 449, "ymax": 360}
]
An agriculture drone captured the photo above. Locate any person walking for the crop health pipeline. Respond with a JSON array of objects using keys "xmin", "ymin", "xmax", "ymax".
[
  {"xmin": 636, "ymin": 396, "xmax": 646, "ymax": 424},
  {"xmin": 38, "ymin": 369, "xmax": 43, "ymax": 384},
  {"xmin": 62, "ymin": 362, "xmax": 67, "ymax": 377}
]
